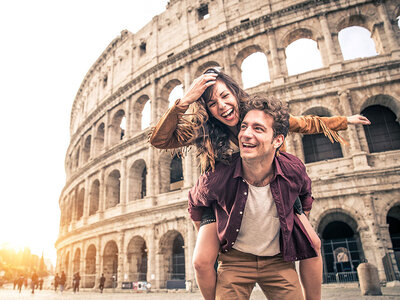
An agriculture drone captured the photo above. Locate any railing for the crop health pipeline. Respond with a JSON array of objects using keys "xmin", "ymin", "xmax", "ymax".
[{"xmin": 323, "ymin": 271, "xmax": 358, "ymax": 283}]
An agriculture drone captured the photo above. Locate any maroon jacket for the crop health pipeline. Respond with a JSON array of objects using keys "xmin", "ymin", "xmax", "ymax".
[{"xmin": 188, "ymin": 152, "xmax": 317, "ymax": 261}]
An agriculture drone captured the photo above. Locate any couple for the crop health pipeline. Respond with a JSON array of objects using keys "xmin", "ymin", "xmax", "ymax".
[{"xmin": 150, "ymin": 68, "xmax": 370, "ymax": 299}]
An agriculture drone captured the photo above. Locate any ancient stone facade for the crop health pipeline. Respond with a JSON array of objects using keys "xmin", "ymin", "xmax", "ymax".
[{"xmin": 55, "ymin": 0, "xmax": 400, "ymax": 289}]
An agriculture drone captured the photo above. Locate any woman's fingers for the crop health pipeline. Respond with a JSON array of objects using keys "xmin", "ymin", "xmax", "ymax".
[{"xmin": 347, "ymin": 114, "xmax": 371, "ymax": 125}]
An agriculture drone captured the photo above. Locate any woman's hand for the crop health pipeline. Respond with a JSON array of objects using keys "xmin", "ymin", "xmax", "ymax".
[
  {"xmin": 179, "ymin": 73, "xmax": 218, "ymax": 108},
  {"xmin": 347, "ymin": 114, "xmax": 371, "ymax": 125}
]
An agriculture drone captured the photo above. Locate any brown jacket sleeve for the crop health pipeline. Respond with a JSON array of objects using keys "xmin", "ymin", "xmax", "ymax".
[
  {"xmin": 149, "ymin": 99, "xmax": 195, "ymax": 149},
  {"xmin": 289, "ymin": 115, "xmax": 348, "ymax": 133}
]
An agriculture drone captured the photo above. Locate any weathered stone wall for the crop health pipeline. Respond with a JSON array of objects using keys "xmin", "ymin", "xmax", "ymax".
[{"xmin": 56, "ymin": 0, "xmax": 400, "ymax": 289}]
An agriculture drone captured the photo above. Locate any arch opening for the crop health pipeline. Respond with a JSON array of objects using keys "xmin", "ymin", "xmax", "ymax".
[
  {"xmin": 241, "ymin": 52, "xmax": 270, "ymax": 89},
  {"xmin": 285, "ymin": 38, "xmax": 323, "ymax": 75},
  {"xmin": 338, "ymin": 26, "xmax": 378, "ymax": 60}
]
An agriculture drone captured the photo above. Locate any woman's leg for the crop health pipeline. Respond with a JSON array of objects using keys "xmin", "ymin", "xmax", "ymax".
[
  {"xmin": 192, "ymin": 222, "xmax": 220, "ymax": 300},
  {"xmin": 297, "ymin": 213, "xmax": 322, "ymax": 300}
]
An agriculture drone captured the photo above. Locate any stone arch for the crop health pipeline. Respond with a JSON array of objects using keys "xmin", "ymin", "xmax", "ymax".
[
  {"xmin": 74, "ymin": 147, "xmax": 80, "ymax": 169},
  {"xmin": 82, "ymin": 135, "xmax": 91, "ymax": 163},
  {"xmin": 128, "ymin": 159, "xmax": 147, "ymax": 201},
  {"xmin": 361, "ymin": 95, "xmax": 400, "ymax": 153},
  {"xmin": 317, "ymin": 210, "xmax": 365, "ymax": 283},
  {"xmin": 387, "ymin": 204, "xmax": 400, "ymax": 270},
  {"xmin": 194, "ymin": 61, "xmax": 221, "ymax": 78},
  {"xmin": 109, "ymin": 109, "xmax": 126, "ymax": 145},
  {"xmin": 126, "ymin": 236, "xmax": 148, "ymax": 282},
  {"xmin": 158, "ymin": 230, "xmax": 185, "ymax": 288},
  {"xmin": 76, "ymin": 187, "xmax": 84, "ymax": 220},
  {"xmin": 338, "ymin": 26, "xmax": 378, "ymax": 60},
  {"xmin": 160, "ymin": 79, "xmax": 183, "ymax": 103},
  {"xmin": 64, "ymin": 251, "xmax": 70, "ymax": 274},
  {"xmin": 301, "ymin": 107, "xmax": 343, "ymax": 163},
  {"xmin": 281, "ymin": 27, "xmax": 317, "ymax": 49},
  {"xmin": 106, "ymin": 170, "xmax": 121, "ymax": 208},
  {"xmin": 103, "ymin": 240, "xmax": 118, "ymax": 288},
  {"xmin": 94, "ymin": 123, "xmax": 105, "ymax": 154},
  {"xmin": 73, "ymin": 248, "xmax": 81, "ymax": 276},
  {"xmin": 336, "ymin": 14, "xmax": 374, "ymax": 34},
  {"xmin": 132, "ymin": 95, "xmax": 150, "ymax": 132},
  {"xmin": 85, "ymin": 244, "xmax": 96, "ymax": 288},
  {"xmin": 336, "ymin": 14, "xmax": 383, "ymax": 55},
  {"xmin": 158, "ymin": 151, "xmax": 173, "ymax": 194},
  {"xmin": 360, "ymin": 94, "xmax": 400, "ymax": 118},
  {"xmin": 89, "ymin": 180, "xmax": 100, "ymax": 215},
  {"xmin": 236, "ymin": 45, "xmax": 270, "ymax": 89},
  {"xmin": 170, "ymin": 154, "xmax": 183, "ymax": 191}
]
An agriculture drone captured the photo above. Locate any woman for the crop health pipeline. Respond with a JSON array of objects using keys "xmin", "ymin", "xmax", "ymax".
[{"xmin": 150, "ymin": 68, "xmax": 370, "ymax": 300}]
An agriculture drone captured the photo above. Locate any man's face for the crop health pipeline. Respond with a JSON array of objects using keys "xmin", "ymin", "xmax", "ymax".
[{"xmin": 239, "ymin": 109, "xmax": 284, "ymax": 161}]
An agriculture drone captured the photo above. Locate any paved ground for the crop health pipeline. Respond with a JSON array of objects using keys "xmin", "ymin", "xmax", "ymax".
[{"xmin": 1, "ymin": 284, "xmax": 400, "ymax": 299}]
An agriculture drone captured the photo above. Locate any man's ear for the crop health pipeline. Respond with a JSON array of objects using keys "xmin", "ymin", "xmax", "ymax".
[{"xmin": 273, "ymin": 134, "xmax": 284, "ymax": 149}]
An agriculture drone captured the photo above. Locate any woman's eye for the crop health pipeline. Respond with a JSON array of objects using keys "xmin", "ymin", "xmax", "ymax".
[{"xmin": 208, "ymin": 102, "xmax": 216, "ymax": 107}]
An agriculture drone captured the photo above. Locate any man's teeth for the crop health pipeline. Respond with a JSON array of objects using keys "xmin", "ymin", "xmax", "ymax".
[
  {"xmin": 242, "ymin": 143, "xmax": 255, "ymax": 147},
  {"xmin": 221, "ymin": 109, "xmax": 233, "ymax": 117}
]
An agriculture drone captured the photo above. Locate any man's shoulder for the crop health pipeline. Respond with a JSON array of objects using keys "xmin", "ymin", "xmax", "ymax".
[
  {"xmin": 199, "ymin": 154, "xmax": 239, "ymax": 187},
  {"xmin": 277, "ymin": 152, "xmax": 306, "ymax": 174}
]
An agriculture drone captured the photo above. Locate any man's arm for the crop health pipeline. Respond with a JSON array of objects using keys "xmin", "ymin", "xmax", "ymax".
[{"xmin": 298, "ymin": 163, "xmax": 314, "ymax": 212}]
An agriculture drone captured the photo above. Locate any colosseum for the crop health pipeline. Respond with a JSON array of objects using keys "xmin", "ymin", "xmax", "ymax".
[{"xmin": 55, "ymin": 0, "xmax": 400, "ymax": 290}]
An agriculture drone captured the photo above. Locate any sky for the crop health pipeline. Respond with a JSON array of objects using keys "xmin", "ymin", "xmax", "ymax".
[
  {"xmin": 0, "ymin": 0, "xmax": 169, "ymax": 264},
  {"xmin": 0, "ymin": 0, "xmax": 381, "ymax": 266}
]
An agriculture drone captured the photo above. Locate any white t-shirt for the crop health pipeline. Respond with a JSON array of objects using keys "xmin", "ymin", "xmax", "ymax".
[{"xmin": 233, "ymin": 183, "xmax": 281, "ymax": 256}]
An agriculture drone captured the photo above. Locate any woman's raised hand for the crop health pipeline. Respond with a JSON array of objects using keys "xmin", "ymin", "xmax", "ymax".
[
  {"xmin": 179, "ymin": 73, "xmax": 218, "ymax": 108},
  {"xmin": 347, "ymin": 114, "xmax": 371, "ymax": 125}
]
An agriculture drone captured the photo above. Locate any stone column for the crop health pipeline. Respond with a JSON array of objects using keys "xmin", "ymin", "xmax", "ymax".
[
  {"xmin": 291, "ymin": 134, "xmax": 305, "ymax": 162},
  {"xmin": 117, "ymin": 231, "xmax": 125, "ymax": 288},
  {"xmin": 83, "ymin": 178, "xmax": 90, "ymax": 224},
  {"xmin": 95, "ymin": 237, "xmax": 102, "ymax": 289},
  {"xmin": 68, "ymin": 245, "xmax": 74, "ymax": 286},
  {"xmin": 147, "ymin": 147, "xmax": 157, "ymax": 206},
  {"xmin": 359, "ymin": 194, "xmax": 387, "ymax": 281},
  {"xmin": 146, "ymin": 225, "xmax": 157, "ymax": 288},
  {"xmin": 267, "ymin": 30, "xmax": 287, "ymax": 84},
  {"xmin": 119, "ymin": 157, "xmax": 127, "ymax": 212},
  {"xmin": 99, "ymin": 168, "xmax": 106, "ymax": 218},
  {"xmin": 376, "ymin": 2, "xmax": 399, "ymax": 53},
  {"xmin": 183, "ymin": 64, "xmax": 194, "ymax": 188},
  {"xmin": 90, "ymin": 125, "xmax": 96, "ymax": 161},
  {"xmin": 338, "ymin": 90, "xmax": 370, "ymax": 171},
  {"xmin": 319, "ymin": 14, "xmax": 336, "ymax": 64},
  {"xmin": 185, "ymin": 218, "xmax": 196, "ymax": 285},
  {"xmin": 104, "ymin": 110, "xmax": 111, "ymax": 150},
  {"xmin": 222, "ymin": 46, "xmax": 233, "ymax": 76}
]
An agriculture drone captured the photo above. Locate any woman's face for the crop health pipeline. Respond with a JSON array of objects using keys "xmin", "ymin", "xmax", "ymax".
[{"xmin": 206, "ymin": 80, "xmax": 240, "ymax": 127}]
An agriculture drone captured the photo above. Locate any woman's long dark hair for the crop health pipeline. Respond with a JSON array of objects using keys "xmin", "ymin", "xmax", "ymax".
[{"xmin": 188, "ymin": 70, "xmax": 249, "ymax": 172}]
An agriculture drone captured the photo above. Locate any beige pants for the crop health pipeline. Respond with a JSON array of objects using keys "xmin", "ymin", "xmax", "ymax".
[{"xmin": 216, "ymin": 249, "xmax": 304, "ymax": 300}]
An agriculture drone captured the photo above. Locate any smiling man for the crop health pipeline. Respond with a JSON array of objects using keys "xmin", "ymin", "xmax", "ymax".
[{"xmin": 188, "ymin": 96, "xmax": 317, "ymax": 300}]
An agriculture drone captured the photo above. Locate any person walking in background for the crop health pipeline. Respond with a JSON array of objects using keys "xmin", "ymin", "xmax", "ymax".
[
  {"xmin": 17, "ymin": 274, "xmax": 24, "ymax": 293},
  {"xmin": 99, "ymin": 273, "xmax": 106, "ymax": 293},
  {"xmin": 59, "ymin": 271, "xmax": 66, "ymax": 293},
  {"xmin": 73, "ymin": 272, "xmax": 81, "ymax": 293},
  {"xmin": 54, "ymin": 273, "xmax": 60, "ymax": 292},
  {"xmin": 39, "ymin": 277, "xmax": 43, "ymax": 290},
  {"xmin": 31, "ymin": 271, "xmax": 38, "ymax": 294}
]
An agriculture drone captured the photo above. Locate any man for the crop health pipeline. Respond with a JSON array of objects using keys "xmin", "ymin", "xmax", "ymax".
[
  {"xmin": 73, "ymin": 272, "xmax": 81, "ymax": 293},
  {"xmin": 31, "ymin": 271, "xmax": 38, "ymax": 294},
  {"xmin": 188, "ymin": 96, "xmax": 317, "ymax": 300},
  {"xmin": 99, "ymin": 273, "xmax": 106, "ymax": 293},
  {"xmin": 59, "ymin": 271, "xmax": 66, "ymax": 293},
  {"xmin": 54, "ymin": 273, "xmax": 60, "ymax": 292}
]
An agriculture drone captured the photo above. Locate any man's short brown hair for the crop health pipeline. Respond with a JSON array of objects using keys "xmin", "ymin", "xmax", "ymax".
[{"xmin": 240, "ymin": 95, "xmax": 289, "ymax": 138}]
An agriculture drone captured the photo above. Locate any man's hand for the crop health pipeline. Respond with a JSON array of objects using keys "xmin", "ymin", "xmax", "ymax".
[{"xmin": 347, "ymin": 114, "xmax": 371, "ymax": 125}]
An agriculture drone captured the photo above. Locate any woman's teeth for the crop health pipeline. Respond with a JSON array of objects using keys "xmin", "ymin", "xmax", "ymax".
[{"xmin": 221, "ymin": 109, "xmax": 233, "ymax": 118}]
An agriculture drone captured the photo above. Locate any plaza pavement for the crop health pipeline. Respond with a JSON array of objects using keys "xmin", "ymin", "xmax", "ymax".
[{"xmin": 1, "ymin": 284, "xmax": 400, "ymax": 300}]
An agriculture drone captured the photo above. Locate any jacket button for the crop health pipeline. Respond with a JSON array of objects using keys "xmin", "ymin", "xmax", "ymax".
[
  {"xmin": 239, "ymin": 211, "xmax": 243, "ymax": 215},
  {"xmin": 232, "ymin": 242, "xmax": 235, "ymax": 245},
  {"xmin": 244, "ymin": 192, "xmax": 247, "ymax": 195},
  {"xmin": 236, "ymin": 229, "xmax": 239, "ymax": 232}
]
